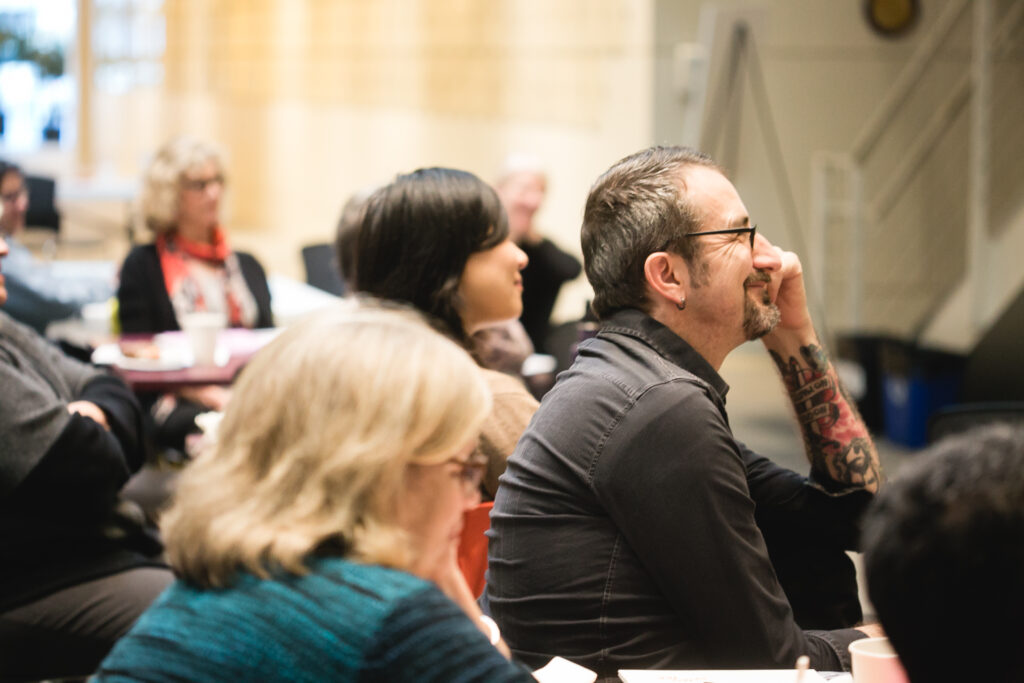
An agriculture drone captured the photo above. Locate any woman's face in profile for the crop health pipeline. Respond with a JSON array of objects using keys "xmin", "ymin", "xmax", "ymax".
[
  {"xmin": 457, "ymin": 238, "xmax": 529, "ymax": 334},
  {"xmin": 398, "ymin": 442, "xmax": 485, "ymax": 580}
]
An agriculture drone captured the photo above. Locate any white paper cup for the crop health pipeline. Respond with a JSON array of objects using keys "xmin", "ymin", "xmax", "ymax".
[
  {"xmin": 180, "ymin": 311, "xmax": 226, "ymax": 366},
  {"xmin": 82, "ymin": 301, "xmax": 114, "ymax": 337},
  {"xmin": 850, "ymin": 637, "xmax": 910, "ymax": 683}
]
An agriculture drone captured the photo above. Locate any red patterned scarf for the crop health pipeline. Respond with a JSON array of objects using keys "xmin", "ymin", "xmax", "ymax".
[{"xmin": 156, "ymin": 227, "xmax": 256, "ymax": 328}]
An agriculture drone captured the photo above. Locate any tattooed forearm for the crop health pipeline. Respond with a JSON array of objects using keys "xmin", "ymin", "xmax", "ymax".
[{"xmin": 770, "ymin": 345, "xmax": 881, "ymax": 492}]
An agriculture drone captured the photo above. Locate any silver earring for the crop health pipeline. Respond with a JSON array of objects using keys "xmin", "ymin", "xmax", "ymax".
[{"xmin": 676, "ymin": 296, "xmax": 686, "ymax": 311}]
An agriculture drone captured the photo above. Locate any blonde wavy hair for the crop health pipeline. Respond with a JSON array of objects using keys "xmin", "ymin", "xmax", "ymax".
[
  {"xmin": 139, "ymin": 136, "xmax": 226, "ymax": 234},
  {"xmin": 160, "ymin": 300, "xmax": 492, "ymax": 588}
]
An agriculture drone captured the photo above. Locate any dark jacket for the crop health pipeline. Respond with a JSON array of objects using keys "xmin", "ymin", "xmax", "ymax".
[
  {"xmin": 519, "ymin": 238, "xmax": 581, "ymax": 353},
  {"xmin": 0, "ymin": 311, "xmax": 162, "ymax": 611},
  {"xmin": 117, "ymin": 244, "xmax": 273, "ymax": 334},
  {"xmin": 487, "ymin": 309, "xmax": 870, "ymax": 680}
]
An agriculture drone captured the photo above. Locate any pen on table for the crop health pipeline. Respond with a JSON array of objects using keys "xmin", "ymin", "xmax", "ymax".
[{"xmin": 794, "ymin": 654, "xmax": 810, "ymax": 683}]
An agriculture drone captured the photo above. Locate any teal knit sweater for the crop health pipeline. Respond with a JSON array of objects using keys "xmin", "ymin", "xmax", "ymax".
[{"xmin": 95, "ymin": 557, "xmax": 534, "ymax": 682}]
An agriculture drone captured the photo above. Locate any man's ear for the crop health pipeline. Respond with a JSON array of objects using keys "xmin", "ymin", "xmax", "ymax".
[{"xmin": 643, "ymin": 251, "xmax": 689, "ymax": 308}]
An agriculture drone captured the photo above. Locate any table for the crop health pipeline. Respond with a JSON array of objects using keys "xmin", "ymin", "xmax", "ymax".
[
  {"xmin": 267, "ymin": 274, "xmax": 340, "ymax": 326},
  {"xmin": 94, "ymin": 328, "xmax": 280, "ymax": 392},
  {"xmin": 46, "ymin": 273, "xmax": 339, "ymax": 351}
]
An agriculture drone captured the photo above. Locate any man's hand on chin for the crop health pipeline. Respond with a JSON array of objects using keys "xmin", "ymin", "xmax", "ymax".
[{"xmin": 765, "ymin": 248, "xmax": 814, "ymax": 339}]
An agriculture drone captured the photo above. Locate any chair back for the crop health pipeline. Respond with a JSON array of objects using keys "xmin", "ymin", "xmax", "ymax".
[
  {"xmin": 24, "ymin": 174, "xmax": 61, "ymax": 232},
  {"xmin": 301, "ymin": 243, "xmax": 346, "ymax": 296},
  {"xmin": 457, "ymin": 501, "xmax": 494, "ymax": 598}
]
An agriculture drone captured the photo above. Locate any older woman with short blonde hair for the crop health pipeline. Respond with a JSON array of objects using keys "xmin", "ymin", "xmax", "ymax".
[
  {"xmin": 138, "ymin": 137, "xmax": 223, "ymax": 234},
  {"xmin": 95, "ymin": 302, "xmax": 534, "ymax": 682},
  {"xmin": 118, "ymin": 136, "xmax": 274, "ymax": 452},
  {"xmin": 121, "ymin": 136, "xmax": 272, "ymax": 333}
]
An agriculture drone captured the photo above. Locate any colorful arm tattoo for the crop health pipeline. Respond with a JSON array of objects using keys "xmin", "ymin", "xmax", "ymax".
[{"xmin": 770, "ymin": 344, "xmax": 880, "ymax": 492}]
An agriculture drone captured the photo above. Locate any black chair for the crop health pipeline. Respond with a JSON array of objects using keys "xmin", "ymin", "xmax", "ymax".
[
  {"xmin": 300, "ymin": 243, "xmax": 346, "ymax": 296},
  {"xmin": 24, "ymin": 174, "xmax": 61, "ymax": 233},
  {"xmin": 926, "ymin": 402, "xmax": 1024, "ymax": 444}
]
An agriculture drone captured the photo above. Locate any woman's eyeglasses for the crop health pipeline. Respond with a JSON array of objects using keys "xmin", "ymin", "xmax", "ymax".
[
  {"xmin": 182, "ymin": 174, "xmax": 226, "ymax": 192},
  {"xmin": 446, "ymin": 456, "xmax": 487, "ymax": 496}
]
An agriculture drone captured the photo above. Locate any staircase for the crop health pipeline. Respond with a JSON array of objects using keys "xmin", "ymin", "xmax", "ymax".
[{"xmin": 813, "ymin": 0, "xmax": 1024, "ymax": 351}]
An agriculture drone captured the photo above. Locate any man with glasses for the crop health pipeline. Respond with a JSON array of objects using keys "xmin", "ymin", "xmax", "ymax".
[
  {"xmin": 0, "ymin": 161, "xmax": 114, "ymax": 333},
  {"xmin": 486, "ymin": 146, "xmax": 882, "ymax": 679}
]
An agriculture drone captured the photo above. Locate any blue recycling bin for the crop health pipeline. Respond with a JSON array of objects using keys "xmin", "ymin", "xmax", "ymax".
[
  {"xmin": 836, "ymin": 334, "xmax": 893, "ymax": 434},
  {"xmin": 881, "ymin": 341, "xmax": 965, "ymax": 448}
]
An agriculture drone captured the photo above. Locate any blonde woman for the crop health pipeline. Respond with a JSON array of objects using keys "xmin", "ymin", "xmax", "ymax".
[
  {"xmin": 119, "ymin": 136, "xmax": 272, "ymax": 334},
  {"xmin": 95, "ymin": 303, "xmax": 533, "ymax": 682},
  {"xmin": 117, "ymin": 137, "xmax": 272, "ymax": 451}
]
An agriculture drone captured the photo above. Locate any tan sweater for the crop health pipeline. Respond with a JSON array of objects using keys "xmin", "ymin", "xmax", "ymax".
[{"xmin": 477, "ymin": 368, "xmax": 539, "ymax": 500}]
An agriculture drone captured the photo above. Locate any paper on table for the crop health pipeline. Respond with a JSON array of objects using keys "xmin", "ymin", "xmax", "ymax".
[
  {"xmin": 91, "ymin": 340, "xmax": 231, "ymax": 371},
  {"xmin": 618, "ymin": 670, "xmax": 828, "ymax": 683},
  {"xmin": 533, "ymin": 657, "xmax": 598, "ymax": 683},
  {"xmin": 91, "ymin": 342, "xmax": 192, "ymax": 371}
]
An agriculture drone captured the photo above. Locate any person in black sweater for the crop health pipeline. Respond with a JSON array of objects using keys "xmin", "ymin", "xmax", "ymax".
[
  {"xmin": 0, "ymin": 234, "xmax": 172, "ymax": 680},
  {"xmin": 117, "ymin": 137, "xmax": 273, "ymax": 453},
  {"xmin": 494, "ymin": 156, "xmax": 581, "ymax": 353}
]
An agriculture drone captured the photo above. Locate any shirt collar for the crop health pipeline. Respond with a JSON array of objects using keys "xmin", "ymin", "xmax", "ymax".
[{"xmin": 599, "ymin": 308, "xmax": 730, "ymax": 401}]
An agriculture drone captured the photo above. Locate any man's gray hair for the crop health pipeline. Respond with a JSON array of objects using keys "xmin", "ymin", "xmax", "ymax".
[{"xmin": 581, "ymin": 145, "xmax": 721, "ymax": 319}]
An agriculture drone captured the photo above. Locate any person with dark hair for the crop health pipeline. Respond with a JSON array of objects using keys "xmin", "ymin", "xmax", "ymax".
[
  {"xmin": 861, "ymin": 424, "xmax": 1024, "ymax": 683},
  {"xmin": 0, "ymin": 160, "xmax": 114, "ymax": 333},
  {"xmin": 352, "ymin": 167, "xmax": 537, "ymax": 499},
  {"xmin": 333, "ymin": 186, "xmax": 376, "ymax": 292},
  {"xmin": 487, "ymin": 146, "xmax": 882, "ymax": 679},
  {"xmin": 0, "ymin": 233, "xmax": 172, "ymax": 680}
]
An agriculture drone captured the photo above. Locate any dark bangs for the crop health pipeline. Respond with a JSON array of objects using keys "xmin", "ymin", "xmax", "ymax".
[
  {"xmin": 475, "ymin": 181, "xmax": 509, "ymax": 251},
  {"xmin": 353, "ymin": 167, "xmax": 507, "ymax": 346}
]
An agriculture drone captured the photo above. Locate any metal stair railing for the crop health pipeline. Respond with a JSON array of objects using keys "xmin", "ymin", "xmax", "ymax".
[{"xmin": 816, "ymin": 0, "xmax": 1024, "ymax": 339}]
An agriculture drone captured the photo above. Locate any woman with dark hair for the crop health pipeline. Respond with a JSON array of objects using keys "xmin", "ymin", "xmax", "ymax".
[{"xmin": 352, "ymin": 168, "xmax": 537, "ymax": 499}]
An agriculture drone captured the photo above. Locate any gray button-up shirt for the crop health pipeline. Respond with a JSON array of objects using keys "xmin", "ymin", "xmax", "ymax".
[{"xmin": 486, "ymin": 308, "xmax": 869, "ymax": 681}]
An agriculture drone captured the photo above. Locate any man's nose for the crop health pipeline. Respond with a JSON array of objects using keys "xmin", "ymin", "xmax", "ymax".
[{"xmin": 752, "ymin": 233, "xmax": 781, "ymax": 272}]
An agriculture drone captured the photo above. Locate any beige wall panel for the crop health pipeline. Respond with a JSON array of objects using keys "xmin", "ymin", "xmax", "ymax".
[
  {"xmin": 58, "ymin": 0, "xmax": 1021, "ymax": 338},
  {"xmin": 138, "ymin": 0, "xmax": 655, "ymax": 304},
  {"xmin": 89, "ymin": 88, "xmax": 165, "ymax": 178}
]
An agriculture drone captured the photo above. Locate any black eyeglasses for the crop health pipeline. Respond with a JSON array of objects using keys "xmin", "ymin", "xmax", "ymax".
[
  {"xmin": 659, "ymin": 225, "xmax": 757, "ymax": 252},
  {"xmin": 685, "ymin": 225, "xmax": 757, "ymax": 249}
]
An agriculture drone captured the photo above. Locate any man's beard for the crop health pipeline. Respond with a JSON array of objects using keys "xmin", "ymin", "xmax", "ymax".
[{"xmin": 742, "ymin": 274, "xmax": 780, "ymax": 340}]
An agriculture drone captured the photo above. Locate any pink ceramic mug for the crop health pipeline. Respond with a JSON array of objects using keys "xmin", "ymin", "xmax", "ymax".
[{"xmin": 849, "ymin": 637, "xmax": 910, "ymax": 683}]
